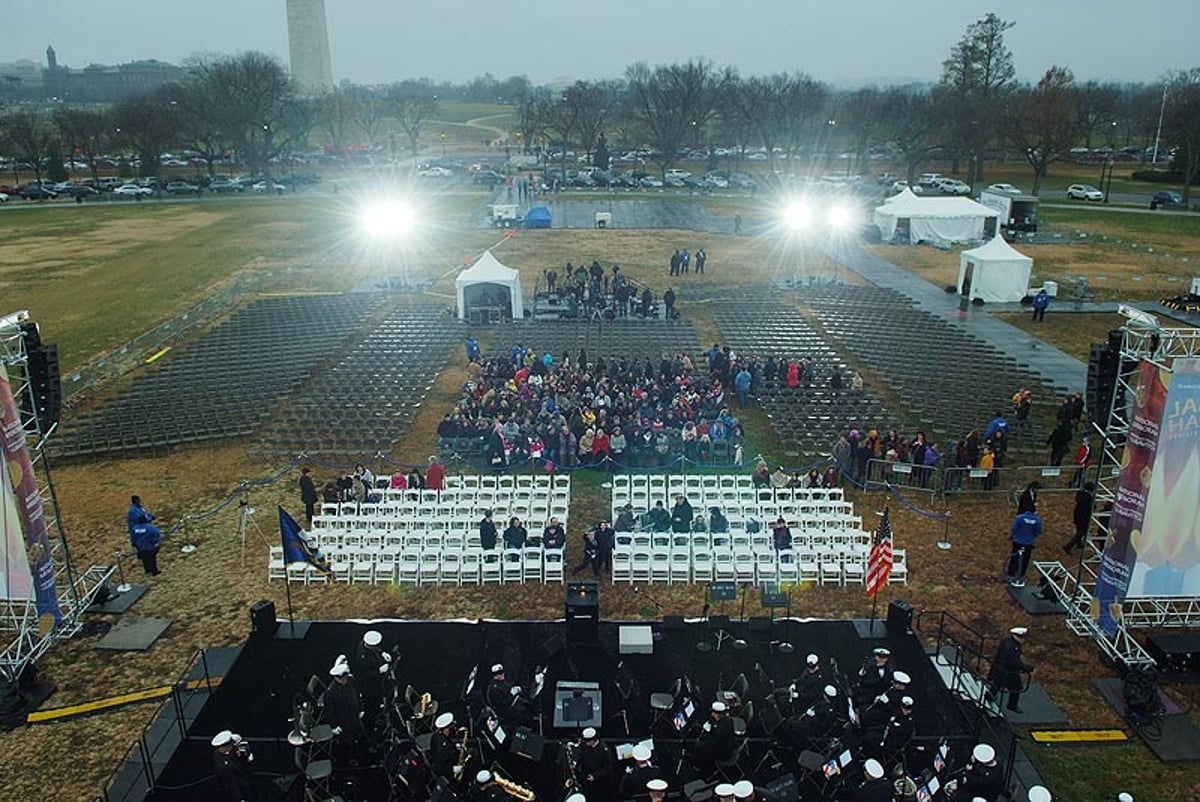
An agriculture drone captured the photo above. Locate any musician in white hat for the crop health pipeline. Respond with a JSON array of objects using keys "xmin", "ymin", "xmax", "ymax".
[
  {"xmin": 691, "ymin": 700, "xmax": 737, "ymax": 775},
  {"xmin": 847, "ymin": 758, "xmax": 891, "ymax": 802},
  {"xmin": 486, "ymin": 663, "xmax": 535, "ymax": 727},
  {"xmin": 862, "ymin": 670, "xmax": 912, "ymax": 728},
  {"xmin": 947, "ymin": 743, "xmax": 1003, "ymax": 801},
  {"xmin": 714, "ymin": 783, "xmax": 736, "ymax": 802},
  {"xmin": 351, "ymin": 629, "xmax": 393, "ymax": 729},
  {"xmin": 790, "ymin": 653, "xmax": 825, "ymax": 713},
  {"xmin": 428, "ymin": 712, "xmax": 460, "ymax": 782},
  {"xmin": 474, "ymin": 769, "xmax": 507, "ymax": 802},
  {"xmin": 322, "ymin": 655, "xmax": 362, "ymax": 762},
  {"xmin": 855, "ymin": 647, "xmax": 893, "ymax": 705},
  {"xmin": 1027, "ymin": 786, "xmax": 1052, "ymax": 802},
  {"xmin": 621, "ymin": 743, "xmax": 660, "ymax": 798},
  {"xmin": 647, "ymin": 778, "xmax": 670, "ymax": 802},
  {"xmin": 986, "ymin": 627, "xmax": 1034, "ymax": 713},
  {"xmin": 575, "ymin": 726, "xmax": 615, "ymax": 800},
  {"xmin": 211, "ymin": 729, "xmax": 255, "ymax": 801}
]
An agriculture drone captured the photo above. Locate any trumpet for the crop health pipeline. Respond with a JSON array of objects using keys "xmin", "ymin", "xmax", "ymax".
[{"xmin": 492, "ymin": 773, "xmax": 536, "ymax": 802}]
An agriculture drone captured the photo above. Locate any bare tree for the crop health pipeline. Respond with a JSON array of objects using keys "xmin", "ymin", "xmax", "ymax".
[
  {"xmin": 839, "ymin": 86, "xmax": 888, "ymax": 178},
  {"xmin": 1076, "ymin": 81, "xmax": 1121, "ymax": 150},
  {"xmin": 54, "ymin": 107, "xmax": 112, "ymax": 183},
  {"xmin": 625, "ymin": 59, "xmax": 725, "ymax": 177},
  {"xmin": 316, "ymin": 89, "xmax": 356, "ymax": 154},
  {"xmin": 1010, "ymin": 67, "xmax": 1080, "ymax": 194},
  {"xmin": 1165, "ymin": 68, "xmax": 1200, "ymax": 203},
  {"xmin": 113, "ymin": 87, "xmax": 183, "ymax": 190},
  {"xmin": 384, "ymin": 80, "xmax": 440, "ymax": 160},
  {"xmin": 879, "ymin": 89, "xmax": 944, "ymax": 183},
  {"xmin": 348, "ymin": 89, "xmax": 389, "ymax": 150},
  {"xmin": 561, "ymin": 80, "xmax": 621, "ymax": 162},
  {"xmin": 939, "ymin": 12, "xmax": 1017, "ymax": 185},
  {"xmin": 5, "ymin": 109, "xmax": 55, "ymax": 186},
  {"xmin": 514, "ymin": 84, "xmax": 552, "ymax": 154}
]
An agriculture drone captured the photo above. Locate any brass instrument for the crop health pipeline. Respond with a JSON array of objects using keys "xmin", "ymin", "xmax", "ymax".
[
  {"xmin": 492, "ymin": 773, "xmax": 537, "ymax": 802},
  {"xmin": 561, "ymin": 739, "xmax": 581, "ymax": 791},
  {"xmin": 417, "ymin": 692, "xmax": 433, "ymax": 718},
  {"xmin": 453, "ymin": 726, "xmax": 470, "ymax": 781}
]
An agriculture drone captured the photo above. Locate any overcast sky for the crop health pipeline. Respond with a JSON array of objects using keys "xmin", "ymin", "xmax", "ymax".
[{"xmin": 10, "ymin": 0, "xmax": 1194, "ymax": 87}]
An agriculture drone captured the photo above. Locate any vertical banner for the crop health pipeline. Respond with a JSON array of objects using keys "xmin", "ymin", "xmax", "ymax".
[
  {"xmin": 0, "ymin": 454, "xmax": 34, "ymax": 600},
  {"xmin": 0, "ymin": 367, "xmax": 62, "ymax": 626},
  {"xmin": 1129, "ymin": 358, "xmax": 1200, "ymax": 597},
  {"xmin": 1094, "ymin": 360, "xmax": 1167, "ymax": 634}
]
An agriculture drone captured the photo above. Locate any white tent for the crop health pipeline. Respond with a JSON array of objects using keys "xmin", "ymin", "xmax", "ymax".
[
  {"xmin": 874, "ymin": 188, "xmax": 999, "ymax": 245},
  {"xmin": 956, "ymin": 236, "xmax": 1034, "ymax": 303},
  {"xmin": 455, "ymin": 250, "xmax": 525, "ymax": 322}
]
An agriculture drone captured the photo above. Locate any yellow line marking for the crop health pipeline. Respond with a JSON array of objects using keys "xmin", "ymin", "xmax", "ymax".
[
  {"xmin": 26, "ymin": 676, "xmax": 221, "ymax": 723},
  {"xmin": 144, "ymin": 347, "xmax": 171, "ymax": 364},
  {"xmin": 1029, "ymin": 729, "xmax": 1128, "ymax": 743}
]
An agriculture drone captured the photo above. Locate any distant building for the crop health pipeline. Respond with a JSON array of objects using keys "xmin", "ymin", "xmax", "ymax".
[
  {"xmin": 0, "ymin": 59, "xmax": 44, "ymax": 96},
  {"xmin": 40, "ymin": 46, "xmax": 182, "ymax": 102},
  {"xmin": 286, "ymin": 0, "xmax": 335, "ymax": 94}
]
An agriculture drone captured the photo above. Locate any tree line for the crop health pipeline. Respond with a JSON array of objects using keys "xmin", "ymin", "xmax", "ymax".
[{"xmin": 3, "ymin": 14, "xmax": 1200, "ymax": 200}]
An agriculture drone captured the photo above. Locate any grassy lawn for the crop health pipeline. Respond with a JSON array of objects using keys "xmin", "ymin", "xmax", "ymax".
[
  {"xmin": 5, "ymin": 196, "xmax": 1200, "ymax": 802},
  {"xmin": 994, "ymin": 311, "xmax": 1123, "ymax": 360}
]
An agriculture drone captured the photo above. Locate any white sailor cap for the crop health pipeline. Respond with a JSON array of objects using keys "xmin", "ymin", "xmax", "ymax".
[
  {"xmin": 863, "ymin": 758, "xmax": 884, "ymax": 779},
  {"xmin": 806, "ymin": 653, "xmax": 819, "ymax": 666},
  {"xmin": 647, "ymin": 779, "xmax": 669, "ymax": 792},
  {"xmin": 873, "ymin": 647, "xmax": 891, "ymax": 657},
  {"xmin": 476, "ymin": 770, "xmax": 493, "ymax": 784},
  {"xmin": 1010, "ymin": 626, "xmax": 1029, "ymax": 637},
  {"xmin": 824, "ymin": 684, "xmax": 838, "ymax": 698},
  {"xmin": 1028, "ymin": 786, "xmax": 1052, "ymax": 802},
  {"xmin": 329, "ymin": 661, "xmax": 350, "ymax": 677},
  {"xmin": 972, "ymin": 743, "xmax": 996, "ymax": 763},
  {"xmin": 435, "ymin": 712, "xmax": 454, "ymax": 729},
  {"xmin": 491, "ymin": 663, "xmax": 505, "ymax": 674},
  {"xmin": 712, "ymin": 701, "xmax": 727, "ymax": 713},
  {"xmin": 632, "ymin": 744, "xmax": 652, "ymax": 762},
  {"xmin": 211, "ymin": 730, "xmax": 234, "ymax": 748},
  {"xmin": 892, "ymin": 671, "xmax": 911, "ymax": 685},
  {"xmin": 582, "ymin": 727, "xmax": 597, "ymax": 740},
  {"xmin": 733, "ymin": 780, "xmax": 754, "ymax": 799},
  {"xmin": 715, "ymin": 784, "xmax": 736, "ymax": 798},
  {"xmin": 565, "ymin": 794, "xmax": 586, "ymax": 802},
  {"xmin": 363, "ymin": 630, "xmax": 382, "ymax": 646},
  {"xmin": 1117, "ymin": 794, "xmax": 1134, "ymax": 802},
  {"xmin": 901, "ymin": 696, "xmax": 914, "ymax": 707}
]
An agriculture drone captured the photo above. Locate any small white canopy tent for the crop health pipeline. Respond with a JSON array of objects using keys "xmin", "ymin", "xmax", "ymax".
[
  {"xmin": 956, "ymin": 236, "xmax": 1034, "ymax": 303},
  {"xmin": 455, "ymin": 250, "xmax": 525, "ymax": 321},
  {"xmin": 874, "ymin": 188, "xmax": 999, "ymax": 245}
]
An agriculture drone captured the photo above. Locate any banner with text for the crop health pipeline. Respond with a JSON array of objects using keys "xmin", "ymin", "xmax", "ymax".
[
  {"xmin": 1128, "ymin": 358, "xmax": 1200, "ymax": 597},
  {"xmin": 0, "ymin": 367, "xmax": 62, "ymax": 625},
  {"xmin": 1094, "ymin": 360, "xmax": 1166, "ymax": 632}
]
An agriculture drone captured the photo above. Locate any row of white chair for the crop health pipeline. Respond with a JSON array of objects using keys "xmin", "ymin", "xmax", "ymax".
[
  {"xmin": 312, "ymin": 506, "xmax": 571, "ymax": 534},
  {"xmin": 612, "ymin": 474, "xmax": 843, "ymax": 500},
  {"xmin": 610, "ymin": 546, "xmax": 907, "ymax": 586},
  {"xmin": 322, "ymin": 497, "xmax": 570, "ymax": 520},
  {"xmin": 270, "ymin": 545, "xmax": 566, "ymax": 586},
  {"xmin": 613, "ymin": 530, "xmax": 874, "ymax": 553}
]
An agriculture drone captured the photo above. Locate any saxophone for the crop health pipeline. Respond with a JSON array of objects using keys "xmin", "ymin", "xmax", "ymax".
[
  {"xmin": 453, "ymin": 727, "xmax": 470, "ymax": 781},
  {"xmin": 562, "ymin": 739, "xmax": 581, "ymax": 792},
  {"xmin": 417, "ymin": 692, "xmax": 432, "ymax": 718},
  {"xmin": 492, "ymin": 774, "xmax": 537, "ymax": 801}
]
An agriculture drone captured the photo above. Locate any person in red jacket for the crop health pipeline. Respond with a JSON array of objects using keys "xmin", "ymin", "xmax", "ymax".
[
  {"xmin": 425, "ymin": 456, "xmax": 445, "ymax": 492},
  {"xmin": 1072, "ymin": 436, "xmax": 1091, "ymax": 488}
]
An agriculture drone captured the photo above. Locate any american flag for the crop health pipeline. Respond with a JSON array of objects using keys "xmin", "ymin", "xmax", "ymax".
[{"xmin": 866, "ymin": 507, "xmax": 893, "ymax": 598}]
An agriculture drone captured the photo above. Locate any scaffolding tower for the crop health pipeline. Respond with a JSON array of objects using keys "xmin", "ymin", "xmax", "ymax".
[
  {"xmin": 1037, "ymin": 319, "xmax": 1200, "ymax": 668},
  {"xmin": 0, "ymin": 312, "xmax": 113, "ymax": 683}
]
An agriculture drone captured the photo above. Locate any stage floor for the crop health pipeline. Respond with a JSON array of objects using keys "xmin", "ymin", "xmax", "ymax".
[{"xmin": 150, "ymin": 615, "xmax": 977, "ymax": 802}]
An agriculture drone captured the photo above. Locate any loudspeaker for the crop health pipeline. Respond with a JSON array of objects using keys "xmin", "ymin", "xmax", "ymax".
[
  {"xmin": 250, "ymin": 599, "xmax": 278, "ymax": 638},
  {"xmin": 565, "ymin": 581, "xmax": 599, "ymax": 645},
  {"xmin": 886, "ymin": 599, "xmax": 913, "ymax": 634},
  {"xmin": 20, "ymin": 344, "xmax": 61, "ymax": 429},
  {"xmin": 510, "ymin": 727, "xmax": 546, "ymax": 761}
]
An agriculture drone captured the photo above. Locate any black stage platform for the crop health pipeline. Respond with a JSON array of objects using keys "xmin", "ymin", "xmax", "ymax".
[{"xmin": 144, "ymin": 616, "xmax": 979, "ymax": 802}]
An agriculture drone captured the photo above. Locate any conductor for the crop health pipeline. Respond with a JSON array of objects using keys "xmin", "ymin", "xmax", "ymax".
[{"xmin": 486, "ymin": 663, "xmax": 535, "ymax": 727}]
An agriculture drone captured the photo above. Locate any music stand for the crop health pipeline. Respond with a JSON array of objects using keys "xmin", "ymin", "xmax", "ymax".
[{"xmin": 698, "ymin": 583, "xmax": 737, "ymax": 652}]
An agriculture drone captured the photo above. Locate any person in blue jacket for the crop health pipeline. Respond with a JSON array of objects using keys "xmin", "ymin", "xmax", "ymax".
[
  {"xmin": 1006, "ymin": 509, "xmax": 1042, "ymax": 587},
  {"xmin": 127, "ymin": 494, "xmax": 162, "ymax": 575}
]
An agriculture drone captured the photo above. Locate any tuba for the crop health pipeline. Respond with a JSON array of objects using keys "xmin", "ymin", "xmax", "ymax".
[{"xmin": 492, "ymin": 774, "xmax": 537, "ymax": 802}]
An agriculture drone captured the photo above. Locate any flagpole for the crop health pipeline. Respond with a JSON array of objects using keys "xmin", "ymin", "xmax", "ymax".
[
  {"xmin": 869, "ymin": 589, "xmax": 879, "ymax": 635},
  {"xmin": 283, "ymin": 559, "xmax": 297, "ymax": 635}
]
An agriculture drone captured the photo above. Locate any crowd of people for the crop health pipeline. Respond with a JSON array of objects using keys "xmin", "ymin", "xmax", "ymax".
[{"xmin": 539, "ymin": 260, "xmax": 660, "ymax": 321}]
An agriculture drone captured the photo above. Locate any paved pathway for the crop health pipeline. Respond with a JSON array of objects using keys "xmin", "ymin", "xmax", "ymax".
[{"xmin": 823, "ymin": 240, "xmax": 1088, "ymax": 393}]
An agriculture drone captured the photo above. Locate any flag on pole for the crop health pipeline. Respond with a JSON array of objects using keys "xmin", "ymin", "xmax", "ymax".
[
  {"xmin": 866, "ymin": 506, "xmax": 893, "ymax": 598},
  {"xmin": 279, "ymin": 506, "xmax": 330, "ymax": 573}
]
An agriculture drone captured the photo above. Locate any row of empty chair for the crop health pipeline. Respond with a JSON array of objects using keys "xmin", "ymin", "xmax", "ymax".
[{"xmin": 270, "ymin": 545, "xmax": 566, "ymax": 585}]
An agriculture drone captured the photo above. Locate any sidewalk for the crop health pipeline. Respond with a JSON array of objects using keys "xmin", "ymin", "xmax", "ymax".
[{"xmin": 824, "ymin": 241, "xmax": 1088, "ymax": 393}]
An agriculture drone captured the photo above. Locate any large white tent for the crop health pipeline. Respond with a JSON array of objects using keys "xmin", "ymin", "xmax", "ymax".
[
  {"xmin": 956, "ymin": 236, "xmax": 1034, "ymax": 303},
  {"xmin": 874, "ymin": 188, "xmax": 999, "ymax": 245},
  {"xmin": 455, "ymin": 250, "xmax": 525, "ymax": 322}
]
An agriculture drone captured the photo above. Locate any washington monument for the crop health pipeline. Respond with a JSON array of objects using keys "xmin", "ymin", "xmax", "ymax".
[{"xmin": 286, "ymin": 0, "xmax": 334, "ymax": 93}]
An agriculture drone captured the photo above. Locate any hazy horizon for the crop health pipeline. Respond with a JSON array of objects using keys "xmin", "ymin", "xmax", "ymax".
[{"xmin": 10, "ymin": 0, "xmax": 1194, "ymax": 88}]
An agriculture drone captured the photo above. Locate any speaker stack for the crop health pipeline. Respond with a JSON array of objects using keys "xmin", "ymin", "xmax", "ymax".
[{"xmin": 1086, "ymin": 329, "xmax": 1124, "ymax": 431}]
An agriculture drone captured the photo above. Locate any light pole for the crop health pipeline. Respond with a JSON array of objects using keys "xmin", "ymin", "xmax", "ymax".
[{"xmin": 440, "ymin": 131, "xmax": 446, "ymax": 159}]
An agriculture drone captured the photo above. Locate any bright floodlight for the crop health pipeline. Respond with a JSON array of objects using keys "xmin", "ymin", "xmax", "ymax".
[
  {"xmin": 828, "ymin": 204, "xmax": 854, "ymax": 231},
  {"xmin": 361, "ymin": 201, "xmax": 414, "ymax": 238},
  {"xmin": 783, "ymin": 200, "xmax": 811, "ymax": 231}
]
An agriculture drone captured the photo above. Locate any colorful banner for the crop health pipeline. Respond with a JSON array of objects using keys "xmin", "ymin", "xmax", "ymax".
[
  {"xmin": 1094, "ymin": 360, "xmax": 1167, "ymax": 633},
  {"xmin": 0, "ymin": 454, "xmax": 34, "ymax": 600},
  {"xmin": 0, "ymin": 367, "xmax": 62, "ymax": 626},
  {"xmin": 1128, "ymin": 358, "xmax": 1200, "ymax": 597}
]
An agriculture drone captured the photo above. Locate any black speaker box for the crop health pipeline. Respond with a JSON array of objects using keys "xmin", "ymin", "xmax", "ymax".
[
  {"xmin": 886, "ymin": 599, "xmax": 913, "ymax": 634},
  {"xmin": 250, "ymin": 599, "xmax": 278, "ymax": 638},
  {"xmin": 565, "ymin": 582, "xmax": 599, "ymax": 645},
  {"xmin": 510, "ymin": 727, "xmax": 545, "ymax": 761}
]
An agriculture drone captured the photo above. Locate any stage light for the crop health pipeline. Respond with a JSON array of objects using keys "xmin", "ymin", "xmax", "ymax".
[
  {"xmin": 783, "ymin": 200, "xmax": 811, "ymax": 231},
  {"xmin": 828, "ymin": 204, "xmax": 854, "ymax": 231},
  {"xmin": 361, "ymin": 200, "xmax": 414, "ymax": 238}
]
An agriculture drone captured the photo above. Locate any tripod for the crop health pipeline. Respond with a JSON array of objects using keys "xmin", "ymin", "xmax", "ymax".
[{"xmin": 238, "ymin": 498, "xmax": 267, "ymax": 568}]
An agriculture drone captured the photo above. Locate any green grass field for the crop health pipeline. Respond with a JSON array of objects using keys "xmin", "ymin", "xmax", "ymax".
[{"xmin": 3, "ymin": 193, "xmax": 1199, "ymax": 802}]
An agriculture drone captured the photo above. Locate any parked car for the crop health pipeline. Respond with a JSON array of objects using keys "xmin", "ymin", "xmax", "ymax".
[
  {"xmin": 252, "ymin": 180, "xmax": 286, "ymax": 194},
  {"xmin": 664, "ymin": 168, "xmax": 691, "ymax": 181},
  {"xmin": 703, "ymin": 173, "xmax": 730, "ymax": 188},
  {"xmin": 113, "ymin": 183, "xmax": 153, "ymax": 197},
  {"xmin": 417, "ymin": 166, "xmax": 452, "ymax": 178},
  {"xmin": 638, "ymin": 176, "xmax": 663, "ymax": 188},
  {"xmin": 1066, "ymin": 184, "xmax": 1104, "ymax": 201},
  {"xmin": 0, "ymin": 192, "xmax": 8, "ymax": 203},
  {"xmin": 473, "ymin": 170, "xmax": 507, "ymax": 187},
  {"xmin": 1150, "ymin": 190, "xmax": 1184, "ymax": 210},
  {"xmin": 937, "ymin": 178, "xmax": 972, "ymax": 196},
  {"xmin": 21, "ymin": 185, "xmax": 58, "ymax": 200},
  {"xmin": 208, "ymin": 179, "xmax": 245, "ymax": 193},
  {"xmin": 165, "ymin": 181, "xmax": 201, "ymax": 195},
  {"xmin": 987, "ymin": 183, "xmax": 1023, "ymax": 195},
  {"xmin": 890, "ymin": 180, "xmax": 910, "ymax": 193},
  {"xmin": 60, "ymin": 184, "xmax": 100, "ymax": 198},
  {"xmin": 917, "ymin": 173, "xmax": 945, "ymax": 187}
]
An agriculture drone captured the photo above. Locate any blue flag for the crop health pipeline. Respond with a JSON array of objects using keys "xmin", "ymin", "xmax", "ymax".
[{"xmin": 279, "ymin": 506, "xmax": 330, "ymax": 573}]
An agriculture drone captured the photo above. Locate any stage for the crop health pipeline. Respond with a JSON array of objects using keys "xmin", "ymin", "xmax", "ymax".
[{"xmin": 136, "ymin": 612, "xmax": 980, "ymax": 802}]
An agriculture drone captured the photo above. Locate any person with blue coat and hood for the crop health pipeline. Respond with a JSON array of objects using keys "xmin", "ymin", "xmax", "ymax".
[{"xmin": 127, "ymin": 494, "xmax": 162, "ymax": 575}]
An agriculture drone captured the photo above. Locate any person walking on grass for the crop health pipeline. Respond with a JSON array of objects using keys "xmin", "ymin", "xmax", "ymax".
[{"xmin": 1031, "ymin": 289, "xmax": 1049, "ymax": 322}]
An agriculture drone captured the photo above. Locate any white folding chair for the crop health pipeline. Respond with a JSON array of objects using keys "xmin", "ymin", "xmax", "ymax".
[
  {"xmin": 419, "ymin": 552, "xmax": 441, "ymax": 585},
  {"xmin": 481, "ymin": 551, "xmax": 502, "ymax": 584},
  {"xmin": 630, "ymin": 550, "xmax": 652, "ymax": 583},
  {"xmin": 819, "ymin": 550, "xmax": 842, "ymax": 586},
  {"xmin": 650, "ymin": 549, "xmax": 671, "ymax": 583},
  {"xmin": 268, "ymin": 546, "xmax": 287, "ymax": 582},
  {"xmin": 755, "ymin": 550, "xmax": 778, "ymax": 584},
  {"xmin": 543, "ymin": 548, "xmax": 565, "ymax": 583},
  {"xmin": 397, "ymin": 549, "xmax": 421, "ymax": 585},
  {"xmin": 692, "ymin": 550, "xmax": 715, "ymax": 582},
  {"xmin": 777, "ymin": 550, "xmax": 799, "ymax": 584},
  {"xmin": 460, "ymin": 549, "xmax": 483, "ymax": 585},
  {"xmin": 714, "ymin": 551, "xmax": 736, "ymax": 582},
  {"xmin": 375, "ymin": 547, "xmax": 399, "ymax": 584},
  {"xmin": 670, "ymin": 551, "xmax": 692, "ymax": 583},
  {"xmin": 733, "ymin": 550, "xmax": 756, "ymax": 584},
  {"xmin": 798, "ymin": 549, "xmax": 820, "ymax": 583},
  {"xmin": 522, "ymin": 547, "xmax": 543, "ymax": 583},
  {"xmin": 502, "ymin": 550, "xmax": 524, "ymax": 583},
  {"xmin": 351, "ymin": 552, "xmax": 375, "ymax": 584},
  {"xmin": 612, "ymin": 549, "xmax": 633, "ymax": 583}
]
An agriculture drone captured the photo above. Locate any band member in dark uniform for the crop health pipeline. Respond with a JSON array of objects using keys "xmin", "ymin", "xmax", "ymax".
[
  {"xmin": 790, "ymin": 653, "xmax": 825, "ymax": 714},
  {"xmin": 691, "ymin": 701, "xmax": 737, "ymax": 776},
  {"xmin": 854, "ymin": 648, "xmax": 893, "ymax": 706},
  {"xmin": 621, "ymin": 743, "xmax": 661, "ymax": 798},
  {"xmin": 428, "ymin": 712, "xmax": 460, "ymax": 783},
  {"xmin": 486, "ymin": 664, "xmax": 534, "ymax": 727},
  {"xmin": 947, "ymin": 743, "xmax": 1004, "ymax": 802},
  {"xmin": 322, "ymin": 657, "xmax": 363, "ymax": 764},
  {"xmin": 987, "ymin": 627, "xmax": 1033, "ymax": 713},
  {"xmin": 863, "ymin": 696, "xmax": 915, "ymax": 761},
  {"xmin": 849, "ymin": 758, "xmax": 892, "ymax": 802},
  {"xmin": 472, "ymin": 770, "xmax": 509, "ymax": 802},
  {"xmin": 211, "ymin": 730, "xmax": 256, "ymax": 801},
  {"xmin": 351, "ymin": 630, "xmax": 393, "ymax": 723},
  {"xmin": 860, "ymin": 670, "xmax": 911, "ymax": 730},
  {"xmin": 781, "ymin": 685, "xmax": 841, "ymax": 749},
  {"xmin": 574, "ymin": 726, "xmax": 615, "ymax": 800}
]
